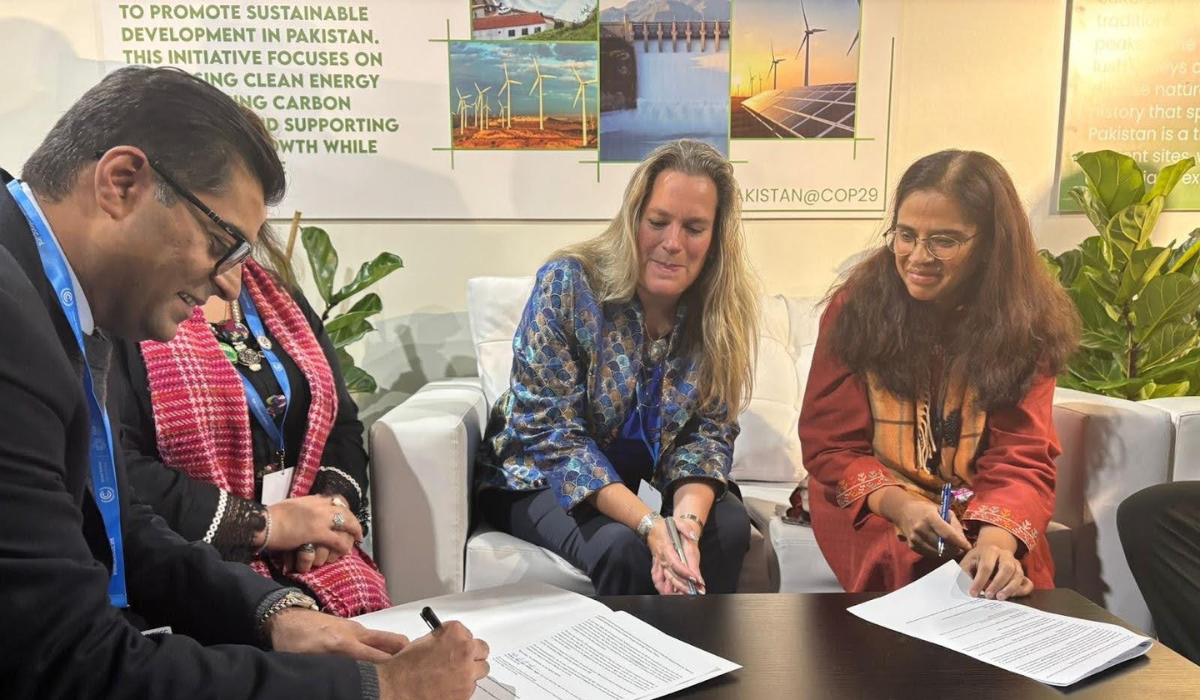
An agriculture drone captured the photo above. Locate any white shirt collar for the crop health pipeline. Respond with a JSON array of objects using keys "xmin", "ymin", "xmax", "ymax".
[{"xmin": 20, "ymin": 182, "xmax": 95, "ymax": 335}]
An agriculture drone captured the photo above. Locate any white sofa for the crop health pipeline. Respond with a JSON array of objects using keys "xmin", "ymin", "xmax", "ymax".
[{"xmin": 369, "ymin": 276, "xmax": 1188, "ymax": 635}]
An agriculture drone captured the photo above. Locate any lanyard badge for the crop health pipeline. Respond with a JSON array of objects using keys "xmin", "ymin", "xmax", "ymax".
[{"xmin": 7, "ymin": 180, "xmax": 128, "ymax": 608}]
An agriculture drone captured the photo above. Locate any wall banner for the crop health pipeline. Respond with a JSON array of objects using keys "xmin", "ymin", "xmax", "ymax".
[{"xmin": 93, "ymin": 0, "xmax": 900, "ymax": 219}]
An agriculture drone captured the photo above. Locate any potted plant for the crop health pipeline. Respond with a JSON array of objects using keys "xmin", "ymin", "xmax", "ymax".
[
  {"xmin": 1041, "ymin": 150, "xmax": 1200, "ymax": 400},
  {"xmin": 299, "ymin": 224, "xmax": 402, "ymax": 394}
]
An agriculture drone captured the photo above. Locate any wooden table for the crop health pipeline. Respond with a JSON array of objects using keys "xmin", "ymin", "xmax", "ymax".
[{"xmin": 599, "ymin": 590, "xmax": 1199, "ymax": 699}]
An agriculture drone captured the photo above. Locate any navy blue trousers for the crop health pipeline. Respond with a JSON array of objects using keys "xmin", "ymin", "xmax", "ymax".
[{"xmin": 479, "ymin": 484, "xmax": 751, "ymax": 595}]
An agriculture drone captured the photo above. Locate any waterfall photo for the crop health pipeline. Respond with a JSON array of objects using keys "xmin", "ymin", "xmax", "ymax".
[
  {"xmin": 597, "ymin": 0, "xmax": 731, "ymax": 162},
  {"xmin": 731, "ymin": 0, "xmax": 861, "ymax": 139}
]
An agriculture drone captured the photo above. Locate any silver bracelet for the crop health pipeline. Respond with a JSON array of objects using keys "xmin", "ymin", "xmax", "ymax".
[
  {"xmin": 256, "ymin": 508, "xmax": 273, "ymax": 555},
  {"xmin": 675, "ymin": 513, "xmax": 705, "ymax": 528},
  {"xmin": 203, "ymin": 490, "xmax": 228, "ymax": 545}
]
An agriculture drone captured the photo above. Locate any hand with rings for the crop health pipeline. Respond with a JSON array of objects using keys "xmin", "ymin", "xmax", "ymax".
[{"xmin": 265, "ymin": 494, "xmax": 363, "ymax": 561}]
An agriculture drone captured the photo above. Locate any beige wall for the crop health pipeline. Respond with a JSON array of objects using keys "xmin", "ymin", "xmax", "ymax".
[{"xmin": 4, "ymin": 0, "xmax": 1197, "ymax": 417}]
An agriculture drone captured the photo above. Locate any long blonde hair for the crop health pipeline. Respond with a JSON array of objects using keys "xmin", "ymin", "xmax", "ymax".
[{"xmin": 552, "ymin": 139, "xmax": 760, "ymax": 412}]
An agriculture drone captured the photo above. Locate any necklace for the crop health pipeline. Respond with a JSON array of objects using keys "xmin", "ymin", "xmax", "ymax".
[{"xmin": 212, "ymin": 300, "xmax": 263, "ymax": 371}]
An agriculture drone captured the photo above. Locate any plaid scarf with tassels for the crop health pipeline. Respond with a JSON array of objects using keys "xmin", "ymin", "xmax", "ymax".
[
  {"xmin": 141, "ymin": 260, "xmax": 390, "ymax": 616},
  {"xmin": 865, "ymin": 353, "xmax": 987, "ymax": 514}
]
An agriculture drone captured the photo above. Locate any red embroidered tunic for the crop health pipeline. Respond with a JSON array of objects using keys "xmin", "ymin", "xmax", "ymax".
[{"xmin": 797, "ymin": 298, "xmax": 1058, "ymax": 592}]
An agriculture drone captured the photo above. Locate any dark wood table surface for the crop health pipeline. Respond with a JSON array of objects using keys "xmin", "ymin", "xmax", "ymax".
[{"xmin": 597, "ymin": 590, "xmax": 1200, "ymax": 699}]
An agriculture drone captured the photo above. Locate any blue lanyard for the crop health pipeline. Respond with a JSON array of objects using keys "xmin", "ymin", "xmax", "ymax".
[
  {"xmin": 635, "ymin": 364, "xmax": 664, "ymax": 464},
  {"xmin": 7, "ymin": 180, "xmax": 127, "ymax": 608},
  {"xmin": 236, "ymin": 287, "xmax": 291, "ymax": 457}
]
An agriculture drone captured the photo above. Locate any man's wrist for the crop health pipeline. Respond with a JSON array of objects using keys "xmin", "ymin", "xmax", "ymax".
[{"xmin": 256, "ymin": 588, "xmax": 318, "ymax": 646}]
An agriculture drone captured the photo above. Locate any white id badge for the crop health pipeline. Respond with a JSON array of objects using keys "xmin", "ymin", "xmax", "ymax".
[{"xmin": 262, "ymin": 467, "xmax": 295, "ymax": 506}]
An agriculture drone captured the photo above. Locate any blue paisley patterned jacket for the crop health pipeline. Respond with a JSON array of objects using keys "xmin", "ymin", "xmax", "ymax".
[{"xmin": 476, "ymin": 257, "xmax": 739, "ymax": 511}]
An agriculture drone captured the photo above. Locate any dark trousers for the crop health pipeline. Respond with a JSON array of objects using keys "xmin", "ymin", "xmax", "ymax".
[
  {"xmin": 479, "ymin": 486, "xmax": 751, "ymax": 595},
  {"xmin": 1117, "ymin": 481, "xmax": 1200, "ymax": 664}
]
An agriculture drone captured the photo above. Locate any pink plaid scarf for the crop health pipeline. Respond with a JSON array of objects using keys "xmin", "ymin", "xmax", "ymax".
[{"xmin": 141, "ymin": 260, "xmax": 390, "ymax": 616}]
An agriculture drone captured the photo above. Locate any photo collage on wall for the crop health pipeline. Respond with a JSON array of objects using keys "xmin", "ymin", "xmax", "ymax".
[{"xmin": 449, "ymin": 0, "xmax": 862, "ymax": 161}]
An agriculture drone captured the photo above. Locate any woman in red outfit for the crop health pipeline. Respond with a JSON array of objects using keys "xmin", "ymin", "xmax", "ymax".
[{"xmin": 790, "ymin": 150, "xmax": 1079, "ymax": 598}]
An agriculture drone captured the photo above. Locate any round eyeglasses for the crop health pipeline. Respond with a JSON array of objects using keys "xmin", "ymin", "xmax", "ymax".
[{"xmin": 885, "ymin": 229, "xmax": 976, "ymax": 262}]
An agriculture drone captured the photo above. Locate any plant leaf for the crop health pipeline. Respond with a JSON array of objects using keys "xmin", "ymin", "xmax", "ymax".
[
  {"xmin": 1056, "ymin": 249, "xmax": 1083, "ymax": 287},
  {"xmin": 346, "ymin": 292, "xmax": 383, "ymax": 318},
  {"xmin": 1167, "ymin": 229, "xmax": 1200, "ymax": 276},
  {"xmin": 1078, "ymin": 235, "xmax": 1114, "ymax": 273},
  {"xmin": 342, "ymin": 365, "xmax": 378, "ymax": 394},
  {"xmin": 1146, "ymin": 380, "xmax": 1190, "ymax": 399},
  {"xmin": 1089, "ymin": 376, "xmax": 1153, "ymax": 401},
  {"xmin": 1079, "ymin": 329, "xmax": 1128, "ymax": 355},
  {"xmin": 1142, "ymin": 157, "xmax": 1197, "ymax": 203},
  {"xmin": 1068, "ymin": 185, "xmax": 1112, "ymax": 232},
  {"xmin": 1137, "ymin": 321, "xmax": 1199, "ymax": 374},
  {"xmin": 1131, "ymin": 273, "xmax": 1200, "ymax": 344},
  {"xmin": 1116, "ymin": 246, "xmax": 1172, "ymax": 303},
  {"xmin": 330, "ymin": 253, "xmax": 403, "ymax": 306},
  {"xmin": 335, "ymin": 347, "xmax": 356, "ymax": 371},
  {"xmin": 1039, "ymin": 250, "xmax": 1061, "ymax": 282},
  {"xmin": 1141, "ymin": 346, "xmax": 1200, "ymax": 380},
  {"xmin": 326, "ymin": 316, "xmax": 376, "ymax": 349},
  {"xmin": 1104, "ymin": 197, "xmax": 1164, "ymax": 253},
  {"xmin": 301, "ymin": 226, "xmax": 338, "ymax": 305},
  {"xmin": 1074, "ymin": 150, "xmax": 1145, "ymax": 220},
  {"xmin": 1082, "ymin": 269, "xmax": 1121, "ymax": 302}
]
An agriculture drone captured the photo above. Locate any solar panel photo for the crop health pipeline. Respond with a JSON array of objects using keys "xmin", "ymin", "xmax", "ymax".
[{"xmin": 742, "ymin": 82, "xmax": 856, "ymax": 138}]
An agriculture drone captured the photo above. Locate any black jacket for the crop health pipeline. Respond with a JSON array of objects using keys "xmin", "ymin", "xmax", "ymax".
[{"xmin": 0, "ymin": 169, "xmax": 365, "ymax": 699}]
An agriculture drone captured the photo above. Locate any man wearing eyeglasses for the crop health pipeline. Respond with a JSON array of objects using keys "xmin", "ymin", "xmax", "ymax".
[{"xmin": 0, "ymin": 66, "xmax": 487, "ymax": 700}]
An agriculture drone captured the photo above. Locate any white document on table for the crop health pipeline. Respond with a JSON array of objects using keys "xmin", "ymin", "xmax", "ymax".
[
  {"xmin": 354, "ymin": 582, "xmax": 740, "ymax": 700},
  {"xmin": 848, "ymin": 561, "xmax": 1153, "ymax": 686}
]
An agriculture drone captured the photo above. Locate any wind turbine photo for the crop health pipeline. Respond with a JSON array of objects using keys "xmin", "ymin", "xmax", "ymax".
[
  {"xmin": 455, "ymin": 88, "xmax": 472, "ymax": 135},
  {"xmin": 795, "ymin": 0, "xmax": 826, "ymax": 87},
  {"xmin": 498, "ymin": 62, "xmax": 522, "ymax": 129},
  {"xmin": 567, "ymin": 65, "xmax": 597, "ymax": 146},
  {"xmin": 768, "ymin": 39, "xmax": 786, "ymax": 90},
  {"xmin": 530, "ymin": 56, "xmax": 554, "ymax": 130},
  {"xmin": 448, "ymin": 41, "xmax": 599, "ymax": 149},
  {"xmin": 473, "ymin": 82, "xmax": 492, "ymax": 129}
]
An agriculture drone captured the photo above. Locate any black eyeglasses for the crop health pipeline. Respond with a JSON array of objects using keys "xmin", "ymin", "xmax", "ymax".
[
  {"xmin": 94, "ymin": 151, "xmax": 252, "ymax": 275},
  {"xmin": 147, "ymin": 160, "xmax": 252, "ymax": 275}
]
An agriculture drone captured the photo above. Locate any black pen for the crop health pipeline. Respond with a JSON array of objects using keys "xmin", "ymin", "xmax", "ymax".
[{"xmin": 420, "ymin": 606, "xmax": 442, "ymax": 631}]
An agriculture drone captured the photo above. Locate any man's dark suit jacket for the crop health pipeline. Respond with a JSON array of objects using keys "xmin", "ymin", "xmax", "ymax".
[{"xmin": 0, "ymin": 169, "xmax": 366, "ymax": 699}]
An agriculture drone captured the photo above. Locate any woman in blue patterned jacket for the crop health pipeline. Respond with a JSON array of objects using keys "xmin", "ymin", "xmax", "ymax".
[{"xmin": 476, "ymin": 140, "xmax": 761, "ymax": 595}]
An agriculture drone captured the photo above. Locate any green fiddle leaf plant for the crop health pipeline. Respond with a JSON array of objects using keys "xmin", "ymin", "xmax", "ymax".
[
  {"xmin": 1041, "ymin": 150, "xmax": 1200, "ymax": 400},
  {"xmin": 300, "ymin": 225, "xmax": 403, "ymax": 395}
]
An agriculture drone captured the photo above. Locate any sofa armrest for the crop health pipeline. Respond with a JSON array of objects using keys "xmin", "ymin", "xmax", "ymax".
[
  {"xmin": 368, "ymin": 378, "xmax": 488, "ymax": 604},
  {"xmin": 1140, "ymin": 396, "xmax": 1200, "ymax": 482},
  {"xmin": 1052, "ymin": 387, "xmax": 1173, "ymax": 634}
]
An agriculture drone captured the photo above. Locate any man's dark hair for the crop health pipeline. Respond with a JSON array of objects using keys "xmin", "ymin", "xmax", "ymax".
[{"xmin": 23, "ymin": 65, "xmax": 285, "ymax": 206}]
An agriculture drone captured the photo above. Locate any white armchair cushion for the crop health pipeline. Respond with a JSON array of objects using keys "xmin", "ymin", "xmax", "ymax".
[
  {"xmin": 466, "ymin": 276, "xmax": 535, "ymax": 410},
  {"xmin": 465, "ymin": 525, "xmax": 596, "ymax": 594},
  {"xmin": 730, "ymin": 296, "xmax": 820, "ymax": 483},
  {"xmin": 1141, "ymin": 396, "xmax": 1200, "ymax": 482}
]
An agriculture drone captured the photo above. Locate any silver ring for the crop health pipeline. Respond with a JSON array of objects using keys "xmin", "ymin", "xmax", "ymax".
[
  {"xmin": 331, "ymin": 496, "xmax": 347, "ymax": 509},
  {"xmin": 298, "ymin": 543, "xmax": 316, "ymax": 554},
  {"xmin": 332, "ymin": 512, "xmax": 346, "ymax": 532}
]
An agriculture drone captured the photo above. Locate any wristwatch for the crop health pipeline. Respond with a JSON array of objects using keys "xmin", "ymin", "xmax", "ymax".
[
  {"xmin": 258, "ymin": 589, "xmax": 319, "ymax": 641},
  {"xmin": 636, "ymin": 512, "xmax": 664, "ymax": 543}
]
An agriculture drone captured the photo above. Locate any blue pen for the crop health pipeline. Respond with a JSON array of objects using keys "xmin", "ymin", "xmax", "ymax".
[{"xmin": 936, "ymin": 482, "xmax": 952, "ymax": 557}]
